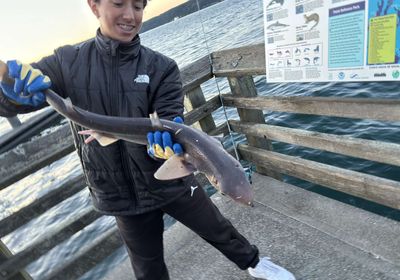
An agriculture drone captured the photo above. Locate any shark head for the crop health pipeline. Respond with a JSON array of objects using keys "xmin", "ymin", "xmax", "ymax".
[
  {"xmin": 154, "ymin": 153, "xmax": 253, "ymax": 206},
  {"xmin": 207, "ymin": 165, "xmax": 254, "ymax": 207}
]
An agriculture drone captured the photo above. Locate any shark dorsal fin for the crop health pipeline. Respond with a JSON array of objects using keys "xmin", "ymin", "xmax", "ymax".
[
  {"xmin": 154, "ymin": 154, "xmax": 196, "ymax": 180},
  {"xmin": 65, "ymin": 97, "xmax": 74, "ymax": 110},
  {"xmin": 149, "ymin": 111, "xmax": 163, "ymax": 129}
]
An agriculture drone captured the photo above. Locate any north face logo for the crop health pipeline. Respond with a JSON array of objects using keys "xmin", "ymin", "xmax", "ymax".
[{"xmin": 134, "ymin": 74, "xmax": 150, "ymax": 84}]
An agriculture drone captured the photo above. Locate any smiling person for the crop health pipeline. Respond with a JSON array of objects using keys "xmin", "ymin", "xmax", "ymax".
[{"xmin": 0, "ymin": 1, "xmax": 295, "ymax": 279}]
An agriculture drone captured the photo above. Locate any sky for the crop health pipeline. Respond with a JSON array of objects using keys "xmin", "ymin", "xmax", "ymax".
[{"xmin": 0, "ymin": 0, "xmax": 187, "ymax": 62}]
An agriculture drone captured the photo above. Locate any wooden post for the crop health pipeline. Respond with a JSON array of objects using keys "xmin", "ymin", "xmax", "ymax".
[
  {"xmin": 184, "ymin": 86, "xmax": 217, "ymax": 133},
  {"xmin": 227, "ymin": 76, "xmax": 281, "ymax": 179},
  {"xmin": 0, "ymin": 241, "xmax": 32, "ymax": 280}
]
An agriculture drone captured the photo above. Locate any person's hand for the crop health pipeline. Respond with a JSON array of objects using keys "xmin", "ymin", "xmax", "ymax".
[
  {"xmin": 147, "ymin": 116, "xmax": 184, "ymax": 160},
  {"xmin": 0, "ymin": 60, "xmax": 51, "ymax": 106},
  {"xmin": 78, "ymin": 130, "xmax": 119, "ymax": 146}
]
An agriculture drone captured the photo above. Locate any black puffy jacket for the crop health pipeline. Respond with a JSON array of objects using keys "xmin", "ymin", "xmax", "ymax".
[{"xmin": 0, "ymin": 30, "xmax": 193, "ymax": 215}]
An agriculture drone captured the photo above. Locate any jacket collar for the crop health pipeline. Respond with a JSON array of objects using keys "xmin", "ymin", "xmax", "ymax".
[{"xmin": 95, "ymin": 29, "xmax": 141, "ymax": 59}]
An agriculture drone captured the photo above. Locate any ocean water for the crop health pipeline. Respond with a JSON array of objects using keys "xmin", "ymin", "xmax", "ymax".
[{"xmin": 0, "ymin": 0, "xmax": 399, "ymax": 279}]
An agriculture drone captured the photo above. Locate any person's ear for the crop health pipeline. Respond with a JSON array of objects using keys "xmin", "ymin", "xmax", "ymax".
[{"xmin": 87, "ymin": 0, "xmax": 100, "ymax": 18}]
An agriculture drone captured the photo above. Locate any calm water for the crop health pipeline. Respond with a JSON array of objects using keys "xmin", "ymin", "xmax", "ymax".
[{"xmin": 0, "ymin": 0, "xmax": 399, "ymax": 278}]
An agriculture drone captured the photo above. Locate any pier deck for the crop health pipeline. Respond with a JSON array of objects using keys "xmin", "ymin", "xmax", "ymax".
[{"xmin": 102, "ymin": 173, "xmax": 400, "ymax": 280}]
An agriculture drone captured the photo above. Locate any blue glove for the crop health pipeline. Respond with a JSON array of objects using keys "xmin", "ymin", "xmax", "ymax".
[
  {"xmin": 147, "ymin": 116, "xmax": 184, "ymax": 159},
  {"xmin": 0, "ymin": 60, "xmax": 51, "ymax": 106}
]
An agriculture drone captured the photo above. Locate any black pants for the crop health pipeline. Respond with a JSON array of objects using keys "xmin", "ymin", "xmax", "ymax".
[{"xmin": 115, "ymin": 186, "xmax": 259, "ymax": 280}]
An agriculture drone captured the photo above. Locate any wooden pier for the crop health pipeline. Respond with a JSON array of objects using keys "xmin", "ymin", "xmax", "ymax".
[{"xmin": 0, "ymin": 43, "xmax": 399, "ymax": 279}]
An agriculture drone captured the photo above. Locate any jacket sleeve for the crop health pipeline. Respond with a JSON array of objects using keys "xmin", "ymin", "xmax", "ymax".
[
  {"xmin": 0, "ymin": 52, "xmax": 66, "ymax": 117},
  {"xmin": 150, "ymin": 60, "xmax": 184, "ymax": 120},
  {"xmin": 32, "ymin": 52, "xmax": 67, "ymax": 98}
]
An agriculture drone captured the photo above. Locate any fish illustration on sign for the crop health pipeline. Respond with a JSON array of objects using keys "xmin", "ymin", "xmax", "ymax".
[
  {"xmin": 266, "ymin": 0, "xmax": 284, "ymax": 8},
  {"xmin": 267, "ymin": 21, "xmax": 289, "ymax": 31}
]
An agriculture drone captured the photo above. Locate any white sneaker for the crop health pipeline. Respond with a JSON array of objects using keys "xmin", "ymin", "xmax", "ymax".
[{"xmin": 248, "ymin": 257, "xmax": 295, "ymax": 280}]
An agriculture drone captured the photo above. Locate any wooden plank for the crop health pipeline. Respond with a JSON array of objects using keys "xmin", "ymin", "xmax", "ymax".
[
  {"xmin": 212, "ymin": 43, "xmax": 265, "ymax": 77},
  {"xmin": 0, "ymin": 109, "xmax": 63, "ymax": 154},
  {"xmin": 227, "ymin": 76, "xmax": 280, "ymax": 179},
  {"xmin": 184, "ymin": 86, "xmax": 217, "ymax": 133},
  {"xmin": 230, "ymin": 121, "xmax": 400, "ymax": 167},
  {"xmin": 238, "ymin": 144, "xmax": 400, "ymax": 210},
  {"xmin": 222, "ymin": 95, "xmax": 400, "ymax": 122},
  {"xmin": 0, "ymin": 175, "xmax": 85, "ymax": 239},
  {"xmin": 0, "ymin": 125, "xmax": 75, "ymax": 190},
  {"xmin": 0, "ymin": 242, "xmax": 32, "ymax": 280},
  {"xmin": 208, "ymin": 123, "xmax": 228, "ymax": 136},
  {"xmin": 41, "ymin": 227, "xmax": 122, "ymax": 280},
  {"xmin": 184, "ymin": 95, "xmax": 221, "ymax": 126},
  {"xmin": 0, "ymin": 209, "xmax": 102, "ymax": 280},
  {"xmin": 181, "ymin": 55, "xmax": 212, "ymax": 93}
]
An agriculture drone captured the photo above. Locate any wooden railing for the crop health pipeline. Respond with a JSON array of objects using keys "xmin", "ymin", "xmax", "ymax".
[
  {"xmin": 211, "ymin": 43, "xmax": 400, "ymax": 210},
  {"xmin": 1, "ymin": 43, "xmax": 399, "ymax": 279}
]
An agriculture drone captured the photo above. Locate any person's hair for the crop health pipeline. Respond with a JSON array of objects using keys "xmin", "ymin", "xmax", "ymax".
[{"xmin": 93, "ymin": 0, "xmax": 148, "ymax": 7}]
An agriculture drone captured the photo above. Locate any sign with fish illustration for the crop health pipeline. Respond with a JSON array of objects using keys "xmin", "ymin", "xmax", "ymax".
[{"xmin": 263, "ymin": 0, "xmax": 400, "ymax": 82}]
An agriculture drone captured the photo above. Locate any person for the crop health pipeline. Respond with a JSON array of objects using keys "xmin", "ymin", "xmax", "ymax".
[{"xmin": 0, "ymin": 0, "xmax": 295, "ymax": 279}]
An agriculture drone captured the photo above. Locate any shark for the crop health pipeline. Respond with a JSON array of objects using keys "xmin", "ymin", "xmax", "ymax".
[
  {"xmin": 266, "ymin": 0, "xmax": 284, "ymax": 8},
  {"xmin": 0, "ymin": 62, "xmax": 254, "ymax": 206},
  {"xmin": 266, "ymin": 21, "xmax": 289, "ymax": 31},
  {"xmin": 44, "ymin": 90, "xmax": 254, "ymax": 206}
]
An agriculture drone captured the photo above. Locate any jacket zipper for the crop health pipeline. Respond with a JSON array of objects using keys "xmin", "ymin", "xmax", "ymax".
[
  {"xmin": 110, "ymin": 46, "xmax": 117, "ymax": 116},
  {"xmin": 110, "ymin": 46, "xmax": 139, "ymax": 206}
]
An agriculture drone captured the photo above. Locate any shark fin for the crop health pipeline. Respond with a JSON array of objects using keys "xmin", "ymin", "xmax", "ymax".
[
  {"xmin": 154, "ymin": 154, "xmax": 196, "ymax": 180},
  {"xmin": 65, "ymin": 97, "xmax": 74, "ymax": 110},
  {"xmin": 149, "ymin": 111, "xmax": 163, "ymax": 129}
]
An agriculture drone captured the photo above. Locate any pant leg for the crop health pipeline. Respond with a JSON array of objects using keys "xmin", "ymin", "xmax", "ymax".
[
  {"xmin": 115, "ymin": 210, "xmax": 170, "ymax": 280},
  {"xmin": 161, "ymin": 185, "xmax": 259, "ymax": 270}
]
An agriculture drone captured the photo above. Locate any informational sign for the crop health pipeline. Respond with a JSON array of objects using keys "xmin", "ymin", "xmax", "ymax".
[{"xmin": 263, "ymin": 0, "xmax": 400, "ymax": 82}]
